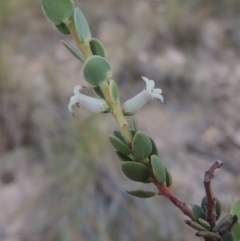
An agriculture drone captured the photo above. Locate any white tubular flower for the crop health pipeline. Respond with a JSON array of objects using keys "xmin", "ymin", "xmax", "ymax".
[
  {"xmin": 123, "ymin": 76, "xmax": 164, "ymax": 116},
  {"xmin": 68, "ymin": 85, "xmax": 110, "ymax": 114}
]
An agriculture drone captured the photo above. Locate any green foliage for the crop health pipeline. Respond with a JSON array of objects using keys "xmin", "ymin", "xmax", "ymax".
[
  {"xmin": 192, "ymin": 204, "xmax": 206, "ymax": 222},
  {"xmin": 149, "ymin": 137, "xmax": 158, "ymax": 156},
  {"xmin": 212, "ymin": 214, "xmax": 232, "ymax": 232},
  {"xmin": 90, "ymin": 38, "xmax": 105, "ymax": 57},
  {"xmin": 93, "ymin": 86, "xmax": 105, "ymax": 99},
  {"xmin": 122, "ymin": 162, "xmax": 151, "ymax": 183},
  {"xmin": 222, "ymin": 232, "xmax": 234, "ymax": 241},
  {"xmin": 41, "ymin": 0, "xmax": 74, "ymax": 25},
  {"xmin": 151, "ymin": 155, "xmax": 166, "ymax": 184},
  {"xmin": 74, "ymin": 7, "xmax": 92, "ymax": 43},
  {"xmin": 230, "ymin": 198, "xmax": 240, "ymax": 241},
  {"xmin": 109, "ymin": 135, "xmax": 131, "ymax": 155},
  {"xmin": 165, "ymin": 167, "xmax": 172, "ymax": 188},
  {"xmin": 55, "ymin": 23, "xmax": 70, "ymax": 35},
  {"xmin": 83, "ymin": 56, "xmax": 112, "ymax": 86},
  {"xmin": 201, "ymin": 196, "xmax": 221, "ymax": 221},
  {"xmin": 115, "ymin": 151, "xmax": 133, "ymax": 162},
  {"xmin": 127, "ymin": 190, "xmax": 156, "ymax": 198},
  {"xmin": 61, "ymin": 40, "xmax": 85, "ymax": 62},
  {"xmin": 132, "ymin": 131, "xmax": 152, "ymax": 159},
  {"xmin": 109, "ymin": 79, "xmax": 119, "ymax": 103},
  {"xmin": 185, "ymin": 220, "xmax": 208, "ymax": 232}
]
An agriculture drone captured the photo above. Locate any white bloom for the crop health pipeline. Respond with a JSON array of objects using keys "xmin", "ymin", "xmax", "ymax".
[
  {"xmin": 68, "ymin": 85, "xmax": 110, "ymax": 114},
  {"xmin": 123, "ymin": 76, "xmax": 164, "ymax": 116}
]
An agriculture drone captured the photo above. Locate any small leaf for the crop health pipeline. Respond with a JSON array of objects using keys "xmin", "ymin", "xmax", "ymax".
[
  {"xmin": 127, "ymin": 190, "xmax": 156, "ymax": 198},
  {"xmin": 151, "ymin": 155, "xmax": 166, "ymax": 184},
  {"xmin": 222, "ymin": 232, "xmax": 234, "ymax": 241},
  {"xmin": 109, "ymin": 79, "xmax": 119, "ymax": 103},
  {"xmin": 74, "ymin": 8, "xmax": 92, "ymax": 43},
  {"xmin": 198, "ymin": 219, "xmax": 211, "ymax": 230},
  {"xmin": 41, "ymin": 0, "xmax": 74, "ymax": 25},
  {"xmin": 83, "ymin": 56, "xmax": 112, "ymax": 86},
  {"xmin": 55, "ymin": 23, "xmax": 70, "ymax": 35},
  {"xmin": 61, "ymin": 41, "xmax": 85, "ymax": 62},
  {"xmin": 130, "ymin": 129, "xmax": 136, "ymax": 137},
  {"xmin": 165, "ymin": 167, "xmax": 172, "ymax": 188},
  {"xmin": 122, "ymin": 162, "xmax": 151, "ymax": 183},
  {"xmin": 90, "ymin": 38, "xmax": 105, "ymax": 57},
  {"xmin": 196, "ymin": 231, "xmax": 221, "ymax": 239},
  {"xmin": 133, "ymin": 119, "xmax": 139, "ymax": 132},
  {"xmin": 212, "ymin": 214, "xmax": 232, "ymax": 232},
  {"xmin": 116, "ymin": 151, "xmax": 133, "ymax": 162},
  {"xmin": 201, "ymin": 196, "xmax": 221, "ymax": 221},
  {"xmin": 149, "ymin": 137, "xmax": 158, "ymax": 156},
  {"xmin": 113, "ymin": 130, "xmax": 126, "ymax": 144},
  {"xmin": 192, "ymin": 204, "xmax": 206, "ymax": 222},
  {"xmin": 132, "ymin": 131, "xmax": 152, "ymax": 159},
  {"xmin": 109, "ymin": 135, "xmax": 130, "ymax": 155},
  {"xmin": 185, "ymin": 220, "xmax": 208, "ymax": 232},
  {"xmin": 93, "ymin": 86, "xmax": 105, "ymax": 99},
  {"xmin": 230, "ymin": 199, "xmax": 240, "ymax": 241}
]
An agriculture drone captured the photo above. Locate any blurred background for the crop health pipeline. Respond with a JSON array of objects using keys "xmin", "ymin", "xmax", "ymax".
[{"xmin": 0, "ymin": 0, "xmax": 240, "ymax": 240}]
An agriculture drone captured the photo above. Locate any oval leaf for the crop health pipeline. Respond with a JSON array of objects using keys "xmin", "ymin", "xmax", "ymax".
[
  {"xmin": 109, "ymin": 135, "xmax": 130, "ymax": 155},
  {"xmin": 165, "ymin": 167, "xmax": 172, "ymax": 188},
  {"xmin": 151, "ymin": 155, "xmax": 166, "ymax": 184},
  {"xmin": 90, "ymin": 38, "xmax": 105, "ymax": 57},
  {"xmin": 83, "ymin": 56, "xmax": 112, "ymax": 86},
  {"xmin": 122, "ymin": 162, "xmax": 151, "ymax": 183},
  {"xmin": 61, "ymin": 40, "xmax": 85, "ymax": 62},
  {"xmin": 41, "ymin": 0, "xmax": 74, "ymax": 25},
  {"xmin": 132, "ymin": 131, "xmax": 152, "ymax": 159},
  {"xmin": 116, "ymin": 151, "xmax": 133, "ymax": 162},
  {"xmin": 74, "ymin": 8, "xmax": 91, "ymax": 43},
  {"xmin": 113, "ymin": 130, "xmax": 126, "ymax": 144},
  {"xmin": 222, "ymin": 232, "xmax": 234, "ymax": 241},
  {"xmin": 55, "ymin": 23, "xmax": 70, "ymax": 35},
  {"xmin": 192, "ymin": 204, "xmax": 206, "ymax": 222},
  {"xmin": 127, "ymin": 190, "xmax": 156, "ymax": 198},
  {"xmin": 149, "ymin": 137, "xmax": 158, "ymax": 156},
  {"xmin": 93, "ymin": 86, "xmax": 105, "ymax": 99},
  {"xmin": 213, "ymin": 214, "xmax": 232, "ymax": 232},
  {"xmin": 109, "ymin": 79, "xmax": 119, "ymax": 103}
]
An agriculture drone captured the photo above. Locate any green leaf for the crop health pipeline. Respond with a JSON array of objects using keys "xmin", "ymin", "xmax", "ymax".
[
  {"xmin": 212, "ymin": 214, "xmax": 232, "ymax": 232},
  {"xmin": 109, "ymin": 135, "xmax": 131, "ymax": 155},
  {"xmin": 198, "ymin": 219, "xmax": 211, "ymax": 230},
  {"xmin": 55, "ymin": 23, "xmax": 70, "ymax": 35},
  {"xmin": 41, "ymin": 0, "xmax": 74, "ymax": 25},
  {"xmin": 61, "ymin": 41, "xmax": 85, "ymax": 62},
  {"xmin": 93, "ymin": 86, "xmax": 105, "ymax": 99},
  {"xmin": 230, "ymin": 199, "xmax": 240, "ymax": 241},
  {"xmin": 109, "ymin": 79, "xmax": 119, "ymax": 103},
  {"xmin": 132, "ymin": 131, "xmax": 152, "ymax": 159},
  {"xmin": 90, "ymin": 38, "xmax": 105, "ymax": 57},
  {"xmin": 113, "ymin": 131, "xmax": 126, "ymax": 144},
  {"xmin": 83, "ymin": 56, "xmax": 112, "ymax": 86},
  {"xmin": 127, "ymin": 190, "xmax": 156, "ymax": 198},
  {"xmin": 122, "ymin": 162, "xmax": 151, "ymax": 183},
  {"xmin": 185, "ymin": 220, "xmax": 208, "ymax": 232},
  {"xmin": 192, "ymin": 204, "xmax": 206, "ymax": 222},
  {"xmin": 151, "ymin": 155, "xmax": 166, "ymax": 184},
  {"xmin": 149, "ymin": 137, "xmax": 158, "ymax": 156},
  {"xmin": 74, "ymin": 7, "xmax": 91, "ymax": 43},
  {"xmin": 116, "ymin": 151, "xmax": 133, "ymax": 162},
  {"xmin": 222, "ymin": 232, "xmax": 234, "ymax": 241},
  {"xmin": 201, "ymin": 196, "xmax": 221, "ymax": 221},
  {"xmin": 196, "ymin": 231, "xmax": 221, "ymax": 239},
  {"xmin": 133, "ymin": 119, "xmax": 139, "ymax": 132},
  {"xmin": 165, "ymin": 167, "xmax": 172, "ymax": 188}
]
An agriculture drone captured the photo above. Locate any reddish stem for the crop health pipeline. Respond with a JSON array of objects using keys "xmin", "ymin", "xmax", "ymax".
[{"xmin": 154, "ymin": 181, "xmax": 194, "ymax": 220}]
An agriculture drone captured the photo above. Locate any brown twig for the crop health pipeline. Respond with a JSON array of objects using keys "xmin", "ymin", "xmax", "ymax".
[
  {"xmin": 154, "ymin": 181, "xmax": 194, "ymax": 220},
  {"xmin": 204, "ymin": 160, "xmax": 223, "ymax": 227},
  {"xmin": 219, "ymin": 215, "xmax": 238, "ymax": 237}
]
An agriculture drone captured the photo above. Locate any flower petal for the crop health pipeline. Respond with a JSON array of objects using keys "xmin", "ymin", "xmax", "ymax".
[
  {"xmin": 142, "ymin": 76, "xmax": 155, "ymax": 91},
  {"xmin": 152, "ymin": 92, "xmax": 164, "ymax": 102}
]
